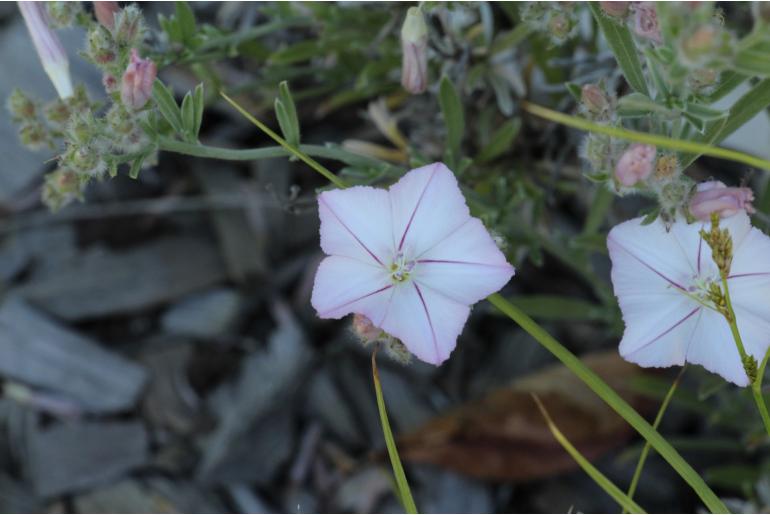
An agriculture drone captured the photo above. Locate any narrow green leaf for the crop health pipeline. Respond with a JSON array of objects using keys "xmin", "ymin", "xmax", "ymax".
[
  {"xmin": 533, "ymin": 395, "xmax": 647, "ymax": 514},
  {"xmin": 175, "ymin": 1, "xmax": 196, "ymax": 46},
  {"xmin": 439, "ymin": 75, "xmax": 465, "ymax": 164},
  {"xmin": 732, "ymin": 41, "xmax": 770, "ymax": 78},
  {"xmin": 617, "ymin": 92, "xmax": 672, "ymax": 118},
  {"xmin": 277, "ymin": 81, "xmax": 300, "ymax": 146},
  {"xmin": 152, "ymin": 79, "xmax": 183, "ymax": 134},
  {"xmin": 274, "ymin": 99, "xmax": 296, "ymax": 150},
  {"xmin": 181, "ymin": 92, "xmax": 196, "ymax": 140},
  {"xmin": 193, "ymin": 83, "xmax": 204, "ymax": 137},
  {"xmin": 703, "ymin": 71, "xmax": 747, "ymax": 104},
  {"xmin": 565, "ymin": 82, "xmax": 583, "ymax": 102},
  {"xmin": 681, "ymin": 78, "xmax": 770, "ymax": 168},
  {"xmin": 487, "ymin": 293, "xmax": 728, "ymax": 514},
  {"xmin": 476, "ymin": 118, "xmax": 521, "ymax": 163},
  {"xmin": 128, "ymin": 153, "xmax": 146, "ymax": 179},
  {"xmin": 372, "ymin": 351, "xmax": 417, "ymax": 514},
  {"xmin": 589, "ymin": 2, "xmax": 649, "ymax": 96}
]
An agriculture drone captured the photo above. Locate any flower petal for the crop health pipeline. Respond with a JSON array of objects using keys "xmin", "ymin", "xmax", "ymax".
[
  {"xmin": 413, "ymin": 218, "xmax": 514, "ymax": 304},
  {"xmin": 686, "ymin": 309, "xmax": 749, "ymax": 386},
  {"xmin": 729, "ymin": 215, "xmax": 770, "ymax": 276},
  {"xmin": 311, "ymin": 256, "xmax": 392, "ymax": 320},
  {"xmin": 608, "ymin": 217, "xmax": 696, "ymax": 289},
  {"xmin": 389, "ymin": 163, "xmax": 471, "ymax": 258},
  {"xmin": 318, "ymin": 186, "xmax": 393, "ymax": 266},
  {"xmin": 379, "ymin": 282, "xmax": 469, "ymax": 365}
]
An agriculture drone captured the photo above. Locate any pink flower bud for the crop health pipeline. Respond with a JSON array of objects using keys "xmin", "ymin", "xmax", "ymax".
[
  {"xmin": 94, "ymin": 1, "xmax": 120, "ymax": 30},
  {"xmin": 581, "ymin": 84, "xmax": 610, "ymax": 115},
  {"xmin": 689, "ymin": 181, "xmax": 756, "ymax": 221},
  {"xmin": 600, "ymin": 1, "xmax": 629, "ymax": 18},
  {"xmin": 17, "ymin": 2, "xmax": 73, "ymax": 99},
  {"xmin": 632, "ymin": 3, "xmax": 662, "ymax": 44},
  {"xmin": 121, "ymin": 49, "xmax": 157, "ymax": 110},
  {"xmin": 614, "ymin": 143, "xmax": 656, "ymax": 187},
  {"xmin": 352, "ymin": 314, "xmax": 382, "ymax": 342},
  {"xmin": 400, "ymin": 7, "xmax": 428, "ymax": 94}
]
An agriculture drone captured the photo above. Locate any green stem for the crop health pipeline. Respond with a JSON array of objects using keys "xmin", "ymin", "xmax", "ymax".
[
  {"xmin": 372, "ymin": 348, "xmax": 418, "ymax": 514},
  {"xmin": 625, "ymin": 368, "xmax": 684, "ymax": 511},
  {"xmin": 219, "ymin": 92, "xmax": 348, "ymax": 188},
  {"xmin": 720, "ymin": 275, "xmax": 770, "ymax": 438},
  {"xmin": 486, "ymin": 293, "xmax": 727, "ymax": 514},
  {"xmin": 522, "ymin": 101, "xmax": 770, "ymax": 171}
]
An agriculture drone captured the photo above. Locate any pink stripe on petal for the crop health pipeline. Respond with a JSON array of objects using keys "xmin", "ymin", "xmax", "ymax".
[
  {"xmin": 608, "ymin": 236, "xmax": 687, "ymax": 291},
  {"xmin": 397, "ymin": 165, "xmax": 438, "ymax": 251},
  {"xmin": 319, "ymin": 195, "xmax": 386, "ymax": 266},
  {"xmin": 629, "ymin": 307, "xmax": 700, "ymax": 354}
]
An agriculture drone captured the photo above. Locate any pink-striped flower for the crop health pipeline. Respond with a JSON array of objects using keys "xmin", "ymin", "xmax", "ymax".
[
  {"xmin": 400, "ymin": 7, "xmax": 428, "ymax": 95},
  {"xmin": 689, "ymin": 181, "xmax": 755, "ymax": 221},
  {"xmin": 18, "ymin": 2, "xmax": 73, "ymax": 99},
  {"xmin": 608, "ymin": 212, "xmax": 770, "ymax": 386},
  {"xmin": 311, "ymin": 163, "xmax": 515, "ymax": 365}
]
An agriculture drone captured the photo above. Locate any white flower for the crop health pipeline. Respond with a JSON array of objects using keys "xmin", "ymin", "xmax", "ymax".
[
  {"xmin": 608, "ymin": 211, "xmax": 770, "ymax": 386},
  {"xmin": 18, "ymin": 2, "xmax": 73, "ymax": 99},
  {"xmin": 311, "ymin": 163, "xmax": 515, "ymax": 365}
]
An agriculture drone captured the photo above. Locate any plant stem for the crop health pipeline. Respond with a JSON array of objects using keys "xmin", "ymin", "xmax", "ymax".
[
  {"xmin": 521, "ymin": 101, "xmax": 770, "ymax": 171},
  {"xmin": 625, "ymin": 368, "xmax": 684, "ymax": 511},
  {"xmin": 533, "ymin": 395, "xmax": 647, "ymax": 514},
  {"xmin": 720, "ymin": 275, "xmax": 770, "ymax": 438},
  {"xmin": 486, "ymin": 293, "xmax": 727, "ymax": 514},
  {"xmin": 371, "ymin": 348, "xmax": 418, "ymax": 514}
]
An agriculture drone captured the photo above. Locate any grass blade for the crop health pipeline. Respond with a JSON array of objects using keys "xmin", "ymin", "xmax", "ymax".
[
  {"xmin": 532, "ymin": 394, "xmax": 647, "ymax": 514},
  {"xmin": 372, "ymin": 349, "xmax": 418, "ymax": 514}
]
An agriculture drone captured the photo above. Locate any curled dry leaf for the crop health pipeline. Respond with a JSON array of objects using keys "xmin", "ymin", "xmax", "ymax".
[{"xmin": 397, "ymin": 351, "xmax": 655, "ymax": 481}]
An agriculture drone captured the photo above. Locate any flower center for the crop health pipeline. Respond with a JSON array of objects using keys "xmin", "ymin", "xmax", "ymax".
[{"xmin": 389, "ymin": 251, "xmax": 416, "ymax": 283}]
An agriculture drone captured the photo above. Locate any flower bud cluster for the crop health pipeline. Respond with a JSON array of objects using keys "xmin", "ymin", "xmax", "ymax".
[
  {"xmin": 10, "ymin": 3, "xmax": 158, "ymax": 210},
  {"xmin": 700, "ymin": 213, "xmax": 734, "ymax": 277}
]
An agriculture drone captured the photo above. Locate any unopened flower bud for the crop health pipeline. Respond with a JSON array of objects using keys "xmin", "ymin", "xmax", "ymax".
[
  {"xmin": 19, "ymin": 122, "xmax": 50, "ymax": 150},
  {"xmin": 654, "ymin": 154, "xmax": 679, "ymax": 180},
  {"xmin": 121, "ymin": 49, "xmax": 157, "ymax": 110},
  {"xmin": 94, "ymin": 1, "xmax": 120, "ymax": 30},
  {"xmin": 632, "ymin": 3, "xmax": 662, "ymax": 44},
  {"xmin": 47, "ymin": 1, "xmax": 83, "ymax": 28},
  {"xmin": 102, "ymin": 73, "xmax": 118, "ymax": 94},
  {"xmin": 400, "ymin": 7, "xmax": 428, "ymax": 94},
  {"xmin": 600, "ymin": 1, "xmax": 629, "ymax": 18},
  {"xmin": 113, "ymin": 5, "xmax": 144, "ymax": 46},
  {"xmin": 614, "ymin": 143, "xmax": 656, "ymax": 186},
  {"xmin": 352, "ymin": 314, "xmax": 383, "ymax": 343},
  {"xmin": 548, "ymin": 12, "xmax": 573, "ymax": 41},
  {"xmin": 43, "ymin": 168, "xmax": 82, "ymax": 210},
  {"xmin": 581, "ymin": 84, "xmax": 610, "ymax": 116},
  {"xmin": 689, "ymin": 68, "xmax": 719, "ymax": 91},
  {"xmin": 18, "ymin": 2, "xmax": 73, "ymax": 99},
  {"xmin": 689, "ymin": 181, "xmax": 756, "ymax": 221},
  {"xmin": 384, "ymin": 338, "xmax": 413, "ymax": 365},
  {"xmin": 86, "ymin": 24, "xmax": 116, "ymax": 66},
  {"xmin": 682, "ymin": 26, "xmax": 717, "ymax": 60},
  {"xmin": 44, "ymin": 98, "xmax": 71, "ymax": 126},
  {"xmin": 7, "ymin": 88, "xmax": 37, "ymax": 122}
]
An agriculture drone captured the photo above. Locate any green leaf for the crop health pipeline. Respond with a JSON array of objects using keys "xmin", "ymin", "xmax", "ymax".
[
  {"xmin": 128, "ymin": 153, "xmax": 146, "ymax": 179},
  {"xmin": 589, "ymin": 2, "xmax": 649, "ymax": 96},
  {"xmin": 152, "ymin": 79, "xmax": 183, "ymax": 134},
  {"xmin": 617, "ymin": 92, "xmax": 672, "ymax": 118},
  {"xmin": 181, "ymin": 92, "xmax": 195, "ymax": 141},
  {"xmin": 565, "ymin": 82, "xmax": 583, "ymax": 102},
  {"xmin": 175, "ymin": 1, "xmax": 197, "ymax": 46},
  {"xmin": 487, "ymin": 294, "xmax": 727, "ymax": 514},
  {"xmin": 703, "ymin": 71, "xmax": 747, "ymax": 104},
  {"xmin": 439, "ymin": 75, "xmax": 465, "ymax": 165},
  {"xmin": 681, "ymin": 78, "xmax": 770, "ymax": 168},
  {"xmin": 732, "ymin": 40, "xmax": 770, "ymax": 78},
  {"xmin": 533, "ymin": 396, "xmax": 647, "ymax": 514},
  {"xmin": 475, "ymin": 118, "xmax": 521, "ymax": 163},
  {"xmin": 276, "ymin": 81, "xmax": 300, "ymax": 147},
  {"xmin": 193, "ymin": 83, "xmax": 204, "ymax": 137}
]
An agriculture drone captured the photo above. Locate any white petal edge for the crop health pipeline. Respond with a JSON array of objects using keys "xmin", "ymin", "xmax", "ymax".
[
  {"xmin": 388, "ymin": 163, "xmax": 471, "ymax": 258},
  {"xmin": 379, "ymin": 281, "xmax": 470, "ymax": 365}
]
